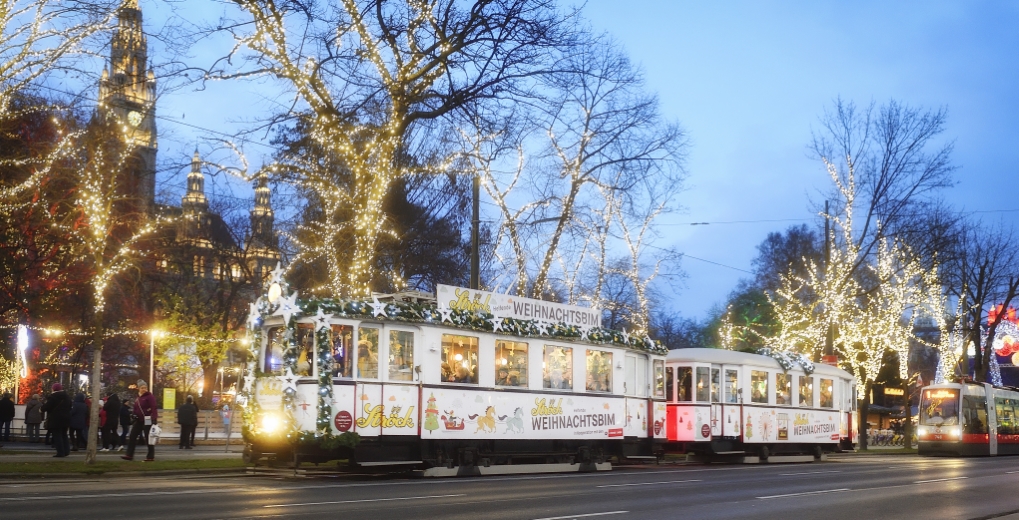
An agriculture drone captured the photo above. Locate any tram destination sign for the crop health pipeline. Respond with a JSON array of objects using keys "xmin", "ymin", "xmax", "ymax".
[{"xmin": 437, "ymin": 284, "xmax": 602, "ymax": 329}]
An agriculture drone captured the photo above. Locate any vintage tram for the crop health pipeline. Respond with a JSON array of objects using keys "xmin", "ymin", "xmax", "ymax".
[
  {"xmin": 918, "ymin": 382, "xmax": 1019, "ymax": 456},
  {"xmin": 241, "ymin": 274, "xmax": 668, "ymax": 471},
  {"xmin": 662, "ymin": 348, "xmax": 858, "ymax": 459}
]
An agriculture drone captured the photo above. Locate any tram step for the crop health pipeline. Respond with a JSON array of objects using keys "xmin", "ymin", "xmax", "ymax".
[{"xmin": 358, "ymin": 460, "xmax": 424, "ymax": 467}]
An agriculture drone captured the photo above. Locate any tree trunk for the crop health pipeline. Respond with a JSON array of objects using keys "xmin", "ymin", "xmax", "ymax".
[
  {"xmin": 902, "ymin": 379, "xmax": 912, "ymax": 450},
  {"xmin": 858, "ymin": 381, "xmax": 871, "ymax": 450},
  {"xmin": 84, "ymin": 306, "xmax": 104, "ymax": 464}
]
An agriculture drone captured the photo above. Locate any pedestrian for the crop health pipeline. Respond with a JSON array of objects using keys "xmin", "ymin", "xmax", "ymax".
[
  {"xmin": 41, "ymin": 383, "xmax": 71, "ymax": 457},
  {"xmin": 69, "ymin": 392, "xmax": 88, "ymax": 451},
  {"xmin": 24, "ymin": 394, "xmax": 43, "ymax": 443},
  {"xmin": 177, "ymin": 395, "xmax": 198, "ymax": 449},
  {"xmin": 0, "ymin": 393, "xmax": 14, "ymax": 442},
  {"xmin": 122, "ymin": 380, "xmax": 157, "ymax": 461},
  {"xmin": 101, "ymin": 392, "xmax": 121, "ymax": 451},
  {"xmin": 119, "ymin": 399, "xmax": 132, "ymax": 449}
]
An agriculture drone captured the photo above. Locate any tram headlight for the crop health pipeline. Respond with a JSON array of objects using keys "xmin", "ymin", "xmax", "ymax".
[
  {"xmin": 260, "ymin": 413, "xmax": 282, "ymax": 435},
  {"xmin": 947, "ymin": 426, "xmax": 961, "ymax": 438},
  {"xmin": 917, "ymin": 426, "xmax": 927, "ymax": 437}
]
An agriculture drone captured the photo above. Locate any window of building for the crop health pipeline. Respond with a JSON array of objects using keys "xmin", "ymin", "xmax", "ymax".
[
  {"xmin": 819, "ymin": 378, "xmax": 834, "ymax": 408},
  {"xmin": 724, "ymin": 369, "xmax": 739, "ymax": 403},
  {"xmin": 295, "ymin": 323, "xmax": 313, "ymax": 376},
  {"xmin": 677, "ymin": 367, "xmax": 692, "ymax": 402},
  {"xmin": 695, "ymin": 367, "xmax": 710, "ymax": 402},
  {"xmin": 751, "ymin": 371, "xmax": 769, "ymax": 404},
  {"xmin": 495, "ymin": 340, "xmax": 527, "ymax": 387},
  {"xmin": 654, "ymin": 360, "xmax": 665, "ymax": 398},
  {"xmin": 776, "ymin": 373, "xmax": 791, "ymax": 405},
  {"xmin": 799, "ymin": 376, "xmax": 813, "ymax": 407},
  {"xmin": 213, "ymin": 261, "xmax": 222, "ymax": 280},
  {"xmin": 441, "ymin": 334, "xmax": 478, "ymax": 384},
  {"xmin": 543, "ymin": 345, "xmax": 573, "ymax": 390},
  {"xmin": 388, "ymin": 330, "xmax": 414, "ymax": 381},
  {"xmin": 263, "ymin": 327, "xmax": 284, "ymax": 375},
  {"xmin": 231, "ymin": 264, "xmax": 242, "ymax": 280},
  {"xmin": 586, "ymin": 350, "xmax": 612, "ymax": 392},
  {"xmin": 356, "ymin": 327, "xmax": 379, "ymax": 379},
  {"xmin": 330, "ymin": 325, "xmax": 353, "ymax": 378}
]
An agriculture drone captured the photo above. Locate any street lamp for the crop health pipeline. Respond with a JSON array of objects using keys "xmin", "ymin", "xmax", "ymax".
[{"xmin": 149, "ymin": 330, "xmax": 163, "ymax": 388}]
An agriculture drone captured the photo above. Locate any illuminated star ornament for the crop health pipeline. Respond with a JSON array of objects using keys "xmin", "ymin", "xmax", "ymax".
[
  {"xmin": 313, "ymin": 308, "xmax": 333, "ymax": 332},
  {"xmin": 268, "ymin": 262, "xmax": 284, "ymax": 285},
  {"xmin": 578, "ymin": 325, "xmax": 591, "ymax": 341},
  {"xmin": 246, "ymin": 302, "xmax": 261, "ymax": 329},
  {"xmin": 273, "ymin": 290, "xmax": 300, "ymax": 325},
  {"xmin": 369, "ymin": 296, "xmax": 388, "ymax": 318},
  {"xmin": 278, "ymin": 367, "xmax": 298, "ymax": 393},
  {"xmin": 621, "ymin": 328, "xmax": 631, "ymax": 345},
  {"xmin": 534, "ymin": 320, "xmax": 549, "ymax": 336},
  {"xmin": 488, "ymin": 316, "xmax": 504, "ymax": 332}
]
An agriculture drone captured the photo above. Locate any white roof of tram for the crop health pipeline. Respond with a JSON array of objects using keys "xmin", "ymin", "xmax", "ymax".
[{"xmin": 666, "ymin": 348, "xmax": 854, "ymax": 379}]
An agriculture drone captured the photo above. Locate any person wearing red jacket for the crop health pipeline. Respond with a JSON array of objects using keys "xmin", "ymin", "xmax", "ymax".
[{"xmin": 121, "ymin": 380, "xmax": 158, "ymax": 461}]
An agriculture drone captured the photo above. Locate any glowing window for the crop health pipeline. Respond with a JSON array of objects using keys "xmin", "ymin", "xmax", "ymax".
[
  {"xmin": 543, "ymin": 345, "xmax": 573, "ymax": 390},
  {"xmin": 387, "ymin": 330, "xmax": 414, "ymax": 381},
  {"xmin": 586, "ymin": 350, "xmax": 612, "ymax": 393},
  {"xmin": 441, "ymin": 334, "xmax": 478, "ymax": 384},
  {"xmin": 495, "ymin": 340, "xmax": 527, "ymax": 387}
]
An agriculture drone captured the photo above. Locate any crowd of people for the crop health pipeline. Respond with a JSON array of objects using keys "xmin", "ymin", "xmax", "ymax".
[{"xmin": 867, "ymin": 420, "xmax": 914, "ymax": 446}]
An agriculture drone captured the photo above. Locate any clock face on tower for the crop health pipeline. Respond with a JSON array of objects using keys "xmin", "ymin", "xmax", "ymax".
[{"xmin": 127, "ymin": 110, "xmax": 142, "ymax": 127}]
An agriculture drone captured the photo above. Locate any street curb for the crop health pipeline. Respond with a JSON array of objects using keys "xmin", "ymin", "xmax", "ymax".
[{"xmin": 0, "ymin": 468, "xmax": 247, "ymax": 480}]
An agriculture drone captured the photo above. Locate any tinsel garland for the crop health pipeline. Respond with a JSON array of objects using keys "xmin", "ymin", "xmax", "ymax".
[
  {"xmin": 315, "ymin": 327, "xmax": 333, "ymax": 437},
  {"xmin": 757, "ymin": 347, "xmax": 815, "ymax": 375}
]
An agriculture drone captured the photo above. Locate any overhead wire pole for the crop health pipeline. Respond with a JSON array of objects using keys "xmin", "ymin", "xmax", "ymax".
[
  {"xmin": 470, "ymin": 174, "xmax": 480, "ymax": 290},
  {"xmin": 823, "ymin": 199, "xmax": 836, "ymax": 365}
]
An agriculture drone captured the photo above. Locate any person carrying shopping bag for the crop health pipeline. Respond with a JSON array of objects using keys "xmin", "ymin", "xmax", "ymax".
[{"xmin": 121, "ymin": 380, "xmax": 158, "ymax": 461}]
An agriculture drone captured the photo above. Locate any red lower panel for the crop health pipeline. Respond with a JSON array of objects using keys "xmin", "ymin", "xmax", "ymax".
[
  {"xmin": 997, "ymin": 434, "xmax": 1019, "ymax": 444},
  {"xmin": 666, "ymin": 405, "xmax": 678, "ymax": 441},
  {"xmin": 963, "ymin": 433, "xmax": 989, "ymax": 444}
]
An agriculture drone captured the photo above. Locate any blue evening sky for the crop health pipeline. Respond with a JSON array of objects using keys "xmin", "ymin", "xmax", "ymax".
[{"xmin": 141, "ymin": 1, "xmax": 1019, "ymax": 321}]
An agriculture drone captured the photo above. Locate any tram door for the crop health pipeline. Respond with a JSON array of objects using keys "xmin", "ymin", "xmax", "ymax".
[
  {"xmin": 721, "ymin": 366, "xmax": 741, "ymax": 437},
  {"xmin": 710, "ymin": 365, "xmax": 722, "ymax": 437}
]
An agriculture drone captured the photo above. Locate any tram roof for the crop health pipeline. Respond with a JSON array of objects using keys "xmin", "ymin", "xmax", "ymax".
[{"xmin": 666, "ymin": 348, "xmax": 853, "ymax": 378}]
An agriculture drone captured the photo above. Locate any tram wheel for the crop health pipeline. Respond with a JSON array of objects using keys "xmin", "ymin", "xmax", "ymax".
[
  {"xmin": 812, "ymin": 445, "xmax": 823, "ymax": 460},
  {"xmin": 758, "ymin": 445, "xmax": 770, "ymax": 461},
  {"xmin": 242, "ymin": 445, "xmax": 261, "ymax": 465}
]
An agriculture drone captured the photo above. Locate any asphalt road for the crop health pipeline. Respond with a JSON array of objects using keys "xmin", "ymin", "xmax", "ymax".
[{"xmin": 3, "ymin": 454, "xmax": 1019, "ymax": 520}]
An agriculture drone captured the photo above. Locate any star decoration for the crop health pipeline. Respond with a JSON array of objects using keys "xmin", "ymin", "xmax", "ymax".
[
  {"xmin": 535, "ymin": 320, "xmax": 549, "ymax": 336},
  {"xmin": 243, "ymin": 374, "xmax": 255, "ymax": 392},
  {"xmin": 488, "ymin": 316, "xmax": 504, "ymax": 332},
  {"xmin": 621, "ymin": 328, "xmax": 631, "ymax": 345},
  {"xmin": 370, "ymin": 296, "xmax": 388, "ymax": 318},
  {"xmin": 269, "ymin": 262, "xmax": 284, "ymax": 285},
  {"xmin": 246, "ymin": 302, "xmax": 261, "ymax": 329},
  {"xmin": 438, "ymin": 305, "xmax": 453, "ymax": 323},
  {"xmin": 579, "ymin": 326, "xmax": 591, "ymax": 341},
  {"xmin": 273, "ymin": 290, "xmax": 300, "ymax": 325},
  {"xmin": 278, "ymin": 367, "xmax": 298, "ymax": 393},
  {"xmin": 313, "ymin": 308, "xmax": 333, "ymax": 332}
]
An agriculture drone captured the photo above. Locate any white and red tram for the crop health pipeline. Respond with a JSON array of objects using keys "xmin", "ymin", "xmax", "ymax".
[
  {"xmin": 918, "ymin": 382, "xmax": 1019, "ymax": 456},
  {"xmin": 244, "ymin": 283, "xmax": 668, "ymax": 470},
  {"xmin": 663, "ymin": 349, "xmax": 858, "ymax": 459}
]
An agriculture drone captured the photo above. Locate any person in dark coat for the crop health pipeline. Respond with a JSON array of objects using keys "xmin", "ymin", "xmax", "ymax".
[
  {"xmin": 41, "ymin": 383, "xmax": 71, "ymax": 457},
  {"xmin": 119, "ymin": 399, "xmax": 132, "ymax": 449},
  {"xmin": 24, "ymin": 394, "xmax": 43, "ymax": 442},
  {"xmin": 122, "ymin": 380, "xmax": 158, "ymax": 461},
  {"xmin": 69, "ymin": 392, "xmax": 88, "ymax": 451},
  {"xmin": 101, "ymin": 392, "xmax": 121, "ymax": 451},
  {"xmin": 177, "ymin": 396, "xmax": 198, "ymax": 449},
  {"xmin": 0, "ymin": 393, "xmax": 14, "ymax": 442}
]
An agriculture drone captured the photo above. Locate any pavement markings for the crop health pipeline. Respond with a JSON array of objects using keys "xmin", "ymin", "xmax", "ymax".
[
  {"xmin": 779, "ymin": 470, "xmax": 841, "ymax": 476},
  {"xmin": 758, "ymin": 488, "xmax": 851, "ymax": 499},
  {"xmin": 1006, "ymin": 471, "xmax": 1019, "ymax": 474},
  {"xmin": 597, "ymin": 479, "xmax": 701, "ymax": 488},
  {"xmin": 914, "ymin": 477, "xmax": 968, "ymax": 484},
  {"xmin": 531, "ymin": 511, "xmax": 628, "ymax": 520},
  {"xmin": 263, "ymin": 493, "xmax": 466, "ymax": 508}
]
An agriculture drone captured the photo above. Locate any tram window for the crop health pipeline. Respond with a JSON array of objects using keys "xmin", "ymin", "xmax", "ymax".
[
  {"xmin": 695, "ymin": 367, "xmax": 710, "ymax": 402},
  {"xmin": 710, "ymin": 368, "xmax": 720, "ymax": 403},
  {"xmin": 442, "ymin": 334, "xmax": 479, "ymax": 384},
  {"xmin": 495, "ymin": 340, "xmax": 528, "ymax": 387},
  {"xmin": 798, "ymin": 376, "xmax": 813, "ymax": 407},
  {"xmin": 586, "ymin": 350, "xmax": 613, "ymax": 392},
  {"xmin": 330, "ymin": 325, "xmax": 354, "ymax": 378},
  {"xmin": 264, "ymin": 327, "xmax": 284, "ymax": 375},
  {"xmin": 677, "ymin": 367, "xmax": 693, "ymax": 402},
  {"xmin": 996, "ymin": 398, "xmax": 1017, "ymax": 435},
  {"xmin": 920, "ymin": 389, "xmax": 959, "ymax": 426},
  {"xmin": 666, "ymin": 367, "xmax": 675, "ymax": 401},
  {"xmin": 357, "ymin": 327, "xmax": 380, "ymax": 379},
  {"xmin": 963, "ymin": 395, "xmax": 988, "ymax": 434},
  {"xmin": 388, "ymin": 330, "xmax": 414, "ymax": 381},
  {"xmin": 654, "ymin": 360, "xmax": 666, "ymax": 399},
  {"xmin": 751, "ymin": 371, "xmax": 769, "ymax": 404},
  {"xmin": 724, "ymin": 370, "xmax": 738, "ymax": 403},
  {"xmin": 776, "ymin": 373, "xmax": 791, "ymax": 405},
  {"xmin": 295, "ymin": 323, "xmax": 314, "ymax": 377},
  {"xmin": 543, "ymin": 345, "xmax": 573, "ymax": 390},
  {"xmin": 820, "ymin": 378, "xmax": 834, "ymax": 408}
]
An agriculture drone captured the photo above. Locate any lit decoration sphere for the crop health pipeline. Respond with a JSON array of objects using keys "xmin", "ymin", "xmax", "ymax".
[
  {"xmin": 1012, "ymin": 352, "xmax": 1019, "ymax": 367},
  {"xmin": 267, "ymin": 282, "xmax": 282, "ymax": 303}
]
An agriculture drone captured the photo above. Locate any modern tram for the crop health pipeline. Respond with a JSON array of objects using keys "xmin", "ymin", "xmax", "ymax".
[
  {"xmin": 662, "ymin": 348, "xmax": 858, "ymax": 460},
  {"xmin": 918, "ymin": 382, "xmax": 1019, "ymax": 456},
  {"xmin": 243, "ymin": 281, "xmax": 668, "ymax": 471}
]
